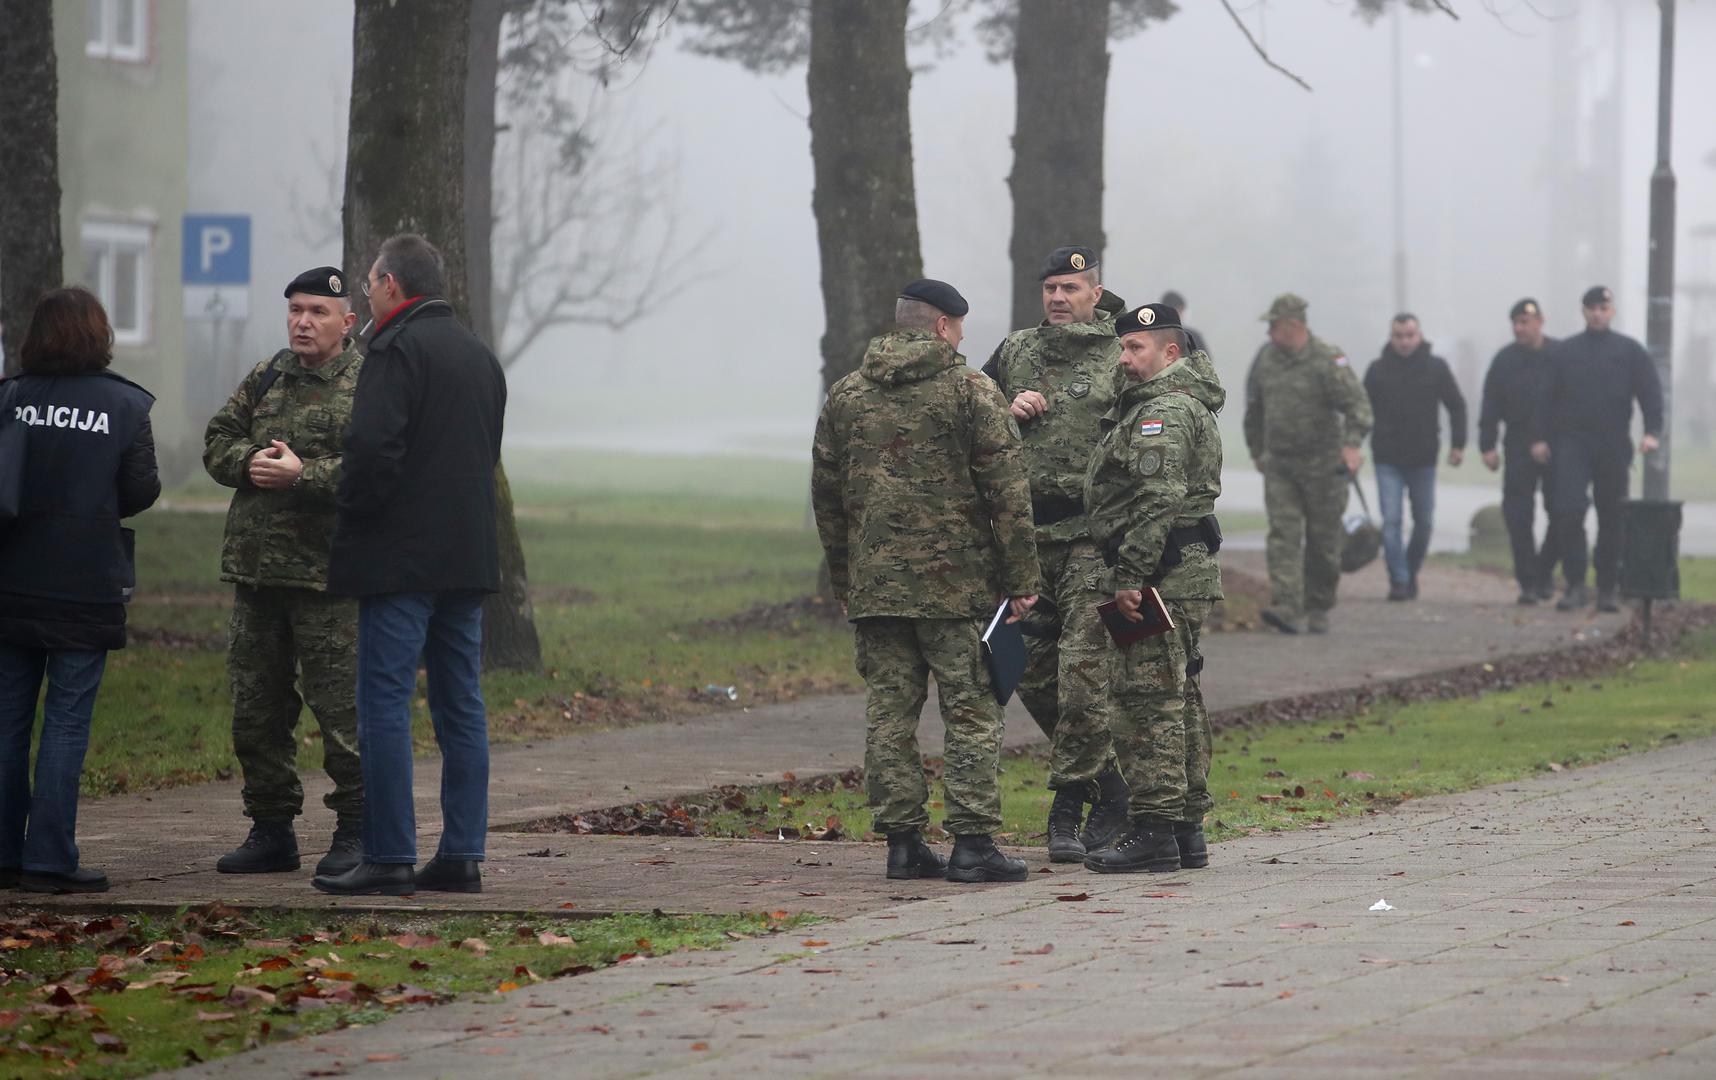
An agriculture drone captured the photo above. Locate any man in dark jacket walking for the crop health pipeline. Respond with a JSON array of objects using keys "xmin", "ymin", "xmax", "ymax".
[
  {"xmin": 1362, "ymin": 313, "xmax": 1467, "ymax": 600},
  {"xmin": 1530, "ymin": 286, "xmax": 1663, "ymax": 613},
  {"xmin": 1478, "ymin": 298, "xmax": 1559, "ymax": 604},
  {"xmin": 313, "ymin": 234, "xmax": 507, "ymax": 897}
]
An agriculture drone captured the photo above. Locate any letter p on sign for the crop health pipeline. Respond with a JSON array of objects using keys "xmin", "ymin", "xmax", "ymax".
[{"xmin": 181, "ymin": 215, "xmax": 251, "ymax": 286}]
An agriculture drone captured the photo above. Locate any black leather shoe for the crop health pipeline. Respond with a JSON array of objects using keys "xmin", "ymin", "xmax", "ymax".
[
  {"xmin": 217, "ymin": 820, "xmax": 300, "ymax": 874},
  {"xmin": 1080, "ymin": 765, "xmax": 1130, "ymax": 853},
  {"xmin": 311, "ymin": 861, "xmax": 414, "ymax": 896},
  {"xmin": 0, "ymin": 866, "xmax": 17, "ymax": 889},
  {"xmin": 1556, "ymin": 583, "xmax": 1589, "ymax": 611},
  {"xmin": 1046, "ymin": 787, "xmax": 1086, "ymax": 864},
  {"xmin": 1534, "ymin": 579, "xmax": 1557, "ymax": 602},
  {"xmin": 946, "ymin": 835, "xmax": 1028, "ymax": 883},
  {"xmin": 1595, "ymin": 586, "xmax": 1620, "ymax": 613},
  {"xmin": 415, "ymin": 856, "xmax": 483, "ymax": 893},
  {"xmin": 1175, "ymin": 821, "xmax": 1209, "ymax": 869},
  {"xmin": 314, "ymin": 823, "xmax": 363, "ymax": 877},
  {"xmin": 1387, "ymin": 582, "xmax": 1410, "ymax": 602},
  {"xmin": 1084, "ymin": 822, "xmax": 1179, "ymax": 874},
  {"xmin": 1516, "ymin": 589, "xmax": 1539, "ymax": 606},
  {"xmin": 1406, "ymin": 575, "xmax": 1419, "ymax": 600},
  {"xmin": 20, "ymin": 867, "xmax": 109, "ymax": 894},
  {"xmin": 885, "ymin": 831, "xmax": 947, "ymax": 880}
]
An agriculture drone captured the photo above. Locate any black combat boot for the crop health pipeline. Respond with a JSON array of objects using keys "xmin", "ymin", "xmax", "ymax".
[
  {"xmin": 1046, "ymin": 787, "xmax": 1087, "ymax": 864},
  {"xmin": 1079, "ymin": 765, "xmax": 1130, "ymax": 853},
  {"xmin": 1083, "ymin": 821, "xmax": 1180, "ymax": 874},
  {"xmin": 1556, "ymin": 582, "xmax": 1589, "ymax": 611},
  {"xmin": 314, "ymin": 822, "xmax": 363, "ymax": 877},
  {"xmin": 1595, "ymin": 585, "xmax": 1620, "ymax": 613},
  {"xmin": 885, "ymin": 830, "xmax": 948, "ymax": 880},
  {"xmin": 1174, "ymin": 821, "xmax": 1210, "ymax": 869},
  {"xmin": 946, "ymin": 835, "xmax": 1028, "ymax": 883},
  {"xmin": 216, "ymin": 820, "xmax": 300, "ymax": 874}
]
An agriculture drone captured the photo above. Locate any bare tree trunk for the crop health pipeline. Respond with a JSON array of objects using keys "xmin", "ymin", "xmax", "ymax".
[
  {"xmin": 0, "ymin": 0, "xmax": 63, "ymax": 376},
  {"xmin": 807, "ymin": 0, "xmax": 923, "ymax": 396},
  {"xmin": 346, "ymin": 0, "xmax": 542, "ymax": 671},
  {"xmin": 1007, "ymin": 0, "xmax": 1110, "ymax": 331}
]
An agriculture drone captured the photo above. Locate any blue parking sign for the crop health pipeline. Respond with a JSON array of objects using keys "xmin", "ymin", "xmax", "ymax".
[{"xmin": 182, "ymin": 215, "xmax": 251, "ymax": 285}]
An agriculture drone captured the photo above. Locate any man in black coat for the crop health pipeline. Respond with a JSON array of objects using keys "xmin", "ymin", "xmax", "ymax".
[
  {"xmin": 1530, "ymin": 286, "xmax": 1663, "ymax": 613},
  {"xmin": 1477, "ymin": 298, "xmax": 1559, "ymax": 605},
  {"xmin": 313, "ymin": 234, "xmax": 507, "ymax": 897},
  {"xmin": 1361, "ymin": 313, "xmax": 1467, "ymax": 600}
]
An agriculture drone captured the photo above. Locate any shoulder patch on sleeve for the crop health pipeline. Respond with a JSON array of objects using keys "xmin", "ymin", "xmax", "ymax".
[
  {"xmin": 1333, "ymin": 355, "xmax": 1349, "ymax": 367},
  {"xmin": 1138, "ymin": 418, "xmax": 1164, "ymax": 437},
  {"xmin": 1138, "ymin": 447, "xmax": 1165, "ymax": 477}
]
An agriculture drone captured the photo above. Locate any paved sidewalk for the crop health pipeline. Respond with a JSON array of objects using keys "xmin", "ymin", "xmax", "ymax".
[
  {"xmin": 174, "ymin": 735, "xmax": 1716, "ymax": 1079},
  {"xmin": 45, "ymin": 554, "xmax": 1631, "ymax": 913}
]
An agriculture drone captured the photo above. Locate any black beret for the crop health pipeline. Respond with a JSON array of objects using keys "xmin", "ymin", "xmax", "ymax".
[
  {"xmin": 1510, "ymin": 298, "xmax": 1542, "ymax": 320},
  {"xmin": 1581, "ymin": 285, "xmax": 1613, "ymax": 308},
  {"xmin": 1114, "ymin": 303, "xmax": 1182, "ymax": 338},
  {"xmin": 1040, "ymin": 246, "xmax": 1098, "ymax": 280},
  {"xmin": 284, "ymin": 266, "xmax": 349, "ymax": 299},
  {"xmin": 898, "ymin": 278, "xmax": 968, "ymax": 318}
]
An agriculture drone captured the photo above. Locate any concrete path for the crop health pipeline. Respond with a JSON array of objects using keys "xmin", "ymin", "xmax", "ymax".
[
  {"xmin": 172, "ymin": 734, "xmax": 1716, "ymax": 1079},
  {"xmin": 34, "ymin": 553, "xmax": 1632, "ymax": 914}
]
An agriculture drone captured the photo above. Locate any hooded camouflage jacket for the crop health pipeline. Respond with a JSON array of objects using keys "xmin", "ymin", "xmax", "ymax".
[
  {"xmin": 1083, "ymin": 350, "xmax": 1225, "ymax": 600},
  {"xmin": 812, "ymin": 328, "xmax": 1040, "ymax": 619},
  {"xmin": 982, "ymin": 292, "xmax": 1127, "ymax": 544},
  {"xmin": 1242, "ymin": 333, "xmax": 1371, "ymax": 469},
  {"xmin": 204, "ymin": 345, "xmax": 363, "ymax": 590}
]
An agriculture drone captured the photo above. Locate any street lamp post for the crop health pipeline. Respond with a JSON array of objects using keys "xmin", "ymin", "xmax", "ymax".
[{"xmin": 1644, "ymin": 0, "xmax": 1676, "ymax": 500}]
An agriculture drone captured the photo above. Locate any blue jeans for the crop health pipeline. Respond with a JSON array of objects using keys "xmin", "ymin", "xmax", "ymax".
[
  {"xmin": 355, "ymin": 591, "xmax": 488, "ymax": 865},
  {"xmin": 0, "ymin": 645, "xmax": 107, "ymax": 872},
  {"xmin": 1375, "ymin": 464, "xmax": 1437, "ymax": 586}
]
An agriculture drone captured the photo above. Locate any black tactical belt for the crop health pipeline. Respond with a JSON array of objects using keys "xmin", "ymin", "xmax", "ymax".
[
  {"xmin": 1101, "ymin": 515, "xmax": 1223, "ymax": 573},
  {"xmin": 1031, "ymin": 496, "xmax": 1084, "ymax": 526}
]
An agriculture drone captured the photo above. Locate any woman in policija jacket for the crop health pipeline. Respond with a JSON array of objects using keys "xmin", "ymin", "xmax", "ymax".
[{"xmin": 0, "ymin": 286, "xmax": 160, "ymax": 895}]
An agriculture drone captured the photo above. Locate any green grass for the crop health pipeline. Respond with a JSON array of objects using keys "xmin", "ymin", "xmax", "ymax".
[
  {"xmin": 663, "ymin": 628, "xmax": 1716, "ymax": 845},
  {"xmin": 77, "ymin": 449, "xmax": 856, "ymax": 795},
  {"xmin": 0, "ymin": 906, "xmax": 814, "ymax": 1079}
]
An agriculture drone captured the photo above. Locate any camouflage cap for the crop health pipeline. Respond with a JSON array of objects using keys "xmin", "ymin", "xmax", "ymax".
[
  {"xmin": 1040, "ymin": 245, "xmax": 1099, "ymax": 280},
  {"xmin": 1260, "ymin": 293, "xmax": 1308, "ymax": 323}
]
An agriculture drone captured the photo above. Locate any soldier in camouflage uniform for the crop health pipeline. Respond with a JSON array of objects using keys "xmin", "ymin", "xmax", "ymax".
[
  {"xmin": 203, "ymin": 267, "xmax": 365, "ymax": 877},
  {"xmin": 1083, "ymin": 303, "xmax": 1225, "ymax": 873},
  {"xmin": 812, "ymin": 279, "xmax": 1041, "ymax": 884},
  {"xmin": 1242, "ymin": 294, "xmax": 1372, "ymax": 635},
  {"xmin": 980, "ymin": 246, "xmax": 1131, "ymax": 863}
]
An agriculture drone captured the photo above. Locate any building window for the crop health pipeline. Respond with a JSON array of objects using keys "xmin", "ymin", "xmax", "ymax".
[
  {"xmin": 85, "ymin": 0, "xmax": 150, "ymax": 63},
  {"xmin": 80, "ymin": 221, "xmax": 154, "ymax": 347}
]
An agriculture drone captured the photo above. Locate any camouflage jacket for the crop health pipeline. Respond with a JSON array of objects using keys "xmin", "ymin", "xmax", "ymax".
[
  {"xmin": 1084, "ymin": 351, "xmax": 1225, "ymax": 600},
  {"xmin": 812, "ymin": 328, "xmax": 1040, "ymax": 620},
  {"xmin": 203, "ymin": 345, "xmax": 363, "ymax": 590},
  {"xmin": 1242, "ymin": 333, "xmax": 1371, "ymax": 470},
  {"xmin": 983, "ymin": 295, "xmax": 1126, "ymax": 544}
]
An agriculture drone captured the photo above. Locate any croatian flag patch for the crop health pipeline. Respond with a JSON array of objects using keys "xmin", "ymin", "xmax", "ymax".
[
  {"xmin": 1139, "ymin": 418, "xmax": 1164, "ymax": 436},
  {"xmin": 1334, "ymin": 355, "xmax": 1350, "ymax": 367}
]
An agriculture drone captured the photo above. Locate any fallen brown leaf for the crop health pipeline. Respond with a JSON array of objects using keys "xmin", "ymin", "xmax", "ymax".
[{"xmin": 1055, "ymin": 893, "xmax": 1090, "ymax": 902}]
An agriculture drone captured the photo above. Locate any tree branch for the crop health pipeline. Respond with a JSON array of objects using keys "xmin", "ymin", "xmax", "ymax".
[{"xmin": 1219, "ymin": 0, "xmax": 1312, "ymax": 93}]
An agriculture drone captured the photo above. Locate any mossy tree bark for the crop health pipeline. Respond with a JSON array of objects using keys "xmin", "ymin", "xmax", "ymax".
[{"xmin": 0, "ymin": 0, "xmax": 63, "ymax": 376}]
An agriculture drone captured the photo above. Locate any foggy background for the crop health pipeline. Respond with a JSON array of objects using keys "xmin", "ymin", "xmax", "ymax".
[{"xmin": 183, "ymin": 0, "xmax": 1716, "ymax": 471}]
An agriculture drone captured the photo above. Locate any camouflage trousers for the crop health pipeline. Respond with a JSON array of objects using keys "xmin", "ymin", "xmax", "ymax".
[
  {"xmin": 1015, "ymin": 538, "xmax": 1116, "ymax": 793},
  {"xmin": 854, "ymin": 617, "xmax": 1003, "ymax": 837},
  {"xmin": 1109, "ymin": 599, "xmax": 1213, "ymax": 824},
  {"xmin": 1263, "ymin": 465, "xmax": 1349, "ymax": 616},
  {"xmin": 228, "ymin": 585, "xmax": 363, "ymax": 824}
]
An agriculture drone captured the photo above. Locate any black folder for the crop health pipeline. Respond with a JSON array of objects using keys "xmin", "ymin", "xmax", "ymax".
[
  {"xmin": 981, "ymin": 600, "xmax": 1027, "ymax": 706},
  {"xmin": 1097, "ymin": 587, "xmax": 1177, "ymax": 647}
]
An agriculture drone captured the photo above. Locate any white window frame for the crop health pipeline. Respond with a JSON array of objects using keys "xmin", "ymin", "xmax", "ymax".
[
  {"xmin": 85, "ymin": 0, "xmax": 150, "ymax": 63},
  {"xmin": 80, "ymin": 220, "xmax": 154, "ymax": 348}
]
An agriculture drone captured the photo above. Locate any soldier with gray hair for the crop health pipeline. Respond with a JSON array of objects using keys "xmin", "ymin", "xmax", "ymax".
[{"xmin": 813, "ymin": 278, "xmax": 1041, "ymax": 884}]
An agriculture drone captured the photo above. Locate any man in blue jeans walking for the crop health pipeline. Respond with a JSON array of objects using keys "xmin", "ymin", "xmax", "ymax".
[
  {"xmin": 1361, "ymin": 314, "xmax": 1467, "ymax": 601},
  {"xmin": 314, "ymin": 233, "xmax": 507, "ymax": 896}
]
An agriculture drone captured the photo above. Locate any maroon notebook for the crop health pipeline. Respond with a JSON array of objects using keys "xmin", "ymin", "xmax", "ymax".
[{"xmin": 1097, "ymin": 588, "xmax": 1176, "ymax": 646}]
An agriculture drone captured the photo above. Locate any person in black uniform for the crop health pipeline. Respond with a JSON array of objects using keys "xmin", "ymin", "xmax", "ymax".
[
  {"xmin": 1530, "ymin": 286, "xmax": 1663, "ymax": 612},
  {"xmin": 1478, "ymin": 298, "xmax": 1559, "ymax": 605}
]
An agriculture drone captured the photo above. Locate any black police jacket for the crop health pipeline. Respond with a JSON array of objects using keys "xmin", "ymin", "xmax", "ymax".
[
  {"xmin": 328, "ymin": 298, "xmax": 507, "ymax": 598},
  {"xmin": 1361, "ymin": 343, "xmax": 1467, "ymax": 469},
  {"xmin": 0, "ymin": 370, "xmax": 160, "ymax": 649},
  {"xmin": 1477, "ymin": 339, "xmax": 1555, "ymax": 453},
  {"xmin": 1534, "ymin": 329, "xmax": 1663, "ymax": 450}
]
